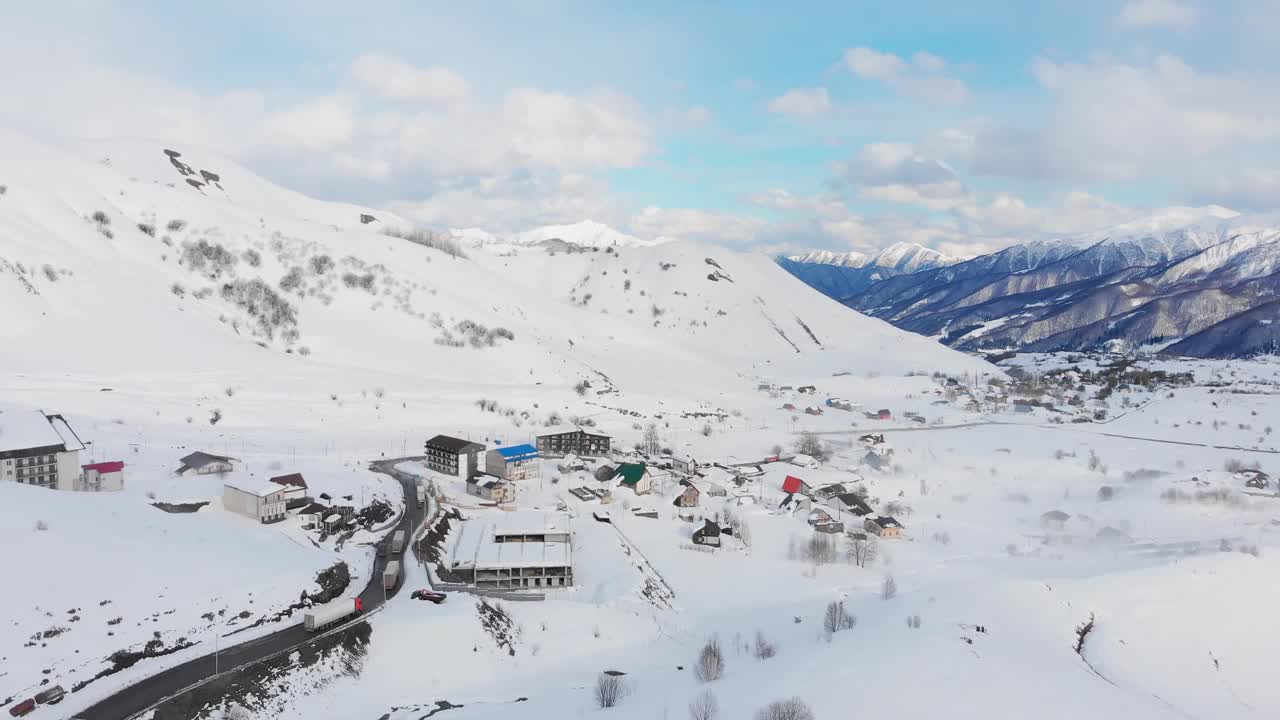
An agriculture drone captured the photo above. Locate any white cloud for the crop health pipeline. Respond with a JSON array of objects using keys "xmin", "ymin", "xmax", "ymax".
[
  {"xmin": 262, "ymin": 96, "xmax": 357, "ymax": 152},
  {"xmin": 1117, "ymin": 0, "xmax": 1197, "ymax": 28},
  {"xmin": 972, "ymin": 53, "xmax": 1280, "ymax": 183},
  {"xmin": 349, "ymin": 53, "xmax": 470, "ymax": 104},
  {"xmin": 844, "ymin": 48, "xmax": 905, "ymax": 81},
  {"xmin": 838, "ymin": 142, "xmax": 971, "ymax": 210},
  {"xmin": 841, "ymin": 47, "xmax": 969, "ymax": 105},
  {"xmin": 766, "ymin": 87, "xmax": 832, "ymax": 118},
  {"xmin": 630, "ymin": 206, "xmax": 769, "ymax": 245}
]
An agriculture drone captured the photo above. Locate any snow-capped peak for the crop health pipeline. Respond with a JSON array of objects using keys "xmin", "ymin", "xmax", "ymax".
[
  {"xmin": 788, "ymin": 243, "xmax": 958, "ymax": 273},
  {"xmin": 452, "ymin": 220, "xmax": 669, "ymax": 250}
]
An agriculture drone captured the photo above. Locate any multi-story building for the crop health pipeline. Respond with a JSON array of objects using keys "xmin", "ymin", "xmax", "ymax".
[
  {"xmin": 485, "ymin": 444, "xmax": 540, "ymax": 481},
  {"xmin": 424, "ymin": 435, "xmax": 485, "ymax": 478},
  {"xmin": 0, "ymin": 409, "xmax": 86, "ymax": 491},
  {"xmin": 535, "ymin": 426, "xmax": 611, "ymax": 458}
]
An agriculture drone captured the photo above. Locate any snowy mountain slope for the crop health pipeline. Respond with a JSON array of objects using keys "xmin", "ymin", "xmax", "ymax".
[
  {"xmin": 451, "ymin": 219, "xmax": 667, "ymax": 251},
  {"xmin": 782, "ymin": 217, "xmax": 1280, "ymax": 358}
]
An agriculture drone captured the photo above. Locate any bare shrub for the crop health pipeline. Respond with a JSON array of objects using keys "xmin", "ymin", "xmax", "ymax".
[
  {"xmin": 881, "ymin": 574, "xmax": 897, "ymax": 600},
  {"xmin": 689, "ymin": 689, "xmax": 719, "ymax": 720},
  {"xmin": 181, "ymin": 239, "xmax": 238, "ymax": 279},
  {"xmin": 594, "ymin": 673, "xmax": 626, "ymax": 708},
  {"xmin": 209, "ymin": 409, "xmax": 223, "ymax": 425},
  {"xmin": 309, "ymin": 254, "xmax": 334, "ymax": 275},
  {"xmin": 42, "ymin": 265, "xmax": 59, "ymax": 282},
  {"xmin": 241, "ymin": 248, "xmax": 261, "ymax": 267},
  {"xmin": 802, "ymin": 534, "xmax": 837, "ymax": 566},
  {"xmin": 754, "ymin": 697, "xmax": 815, "ymax": 720},
  {"xmin": 166, "ymin": 219, "xmax": 187, "ymax": 232},
  {"xmin": 753, "ymin": 630, "xmax": 777, "ymax": 659},
  {"xmin": 381, "ymin": 226, "xmax": 468, "ymax": 258},
  {"xmin": 694, "ymin": 636, "xmax": 725, "ymax": 682},
  {"xmin": 91, "ymin": 210, "xmax": 110, "ymax": 225},
  {"xmin": 34, "ymin": 520, "xmax": 48, "ymax": 532},
  {"xmin": 137, "ymin": 222, "xmax": 156, "ymax": 237},
  {"xmin": 221, "ymin": 278, "xmax": 298, "ymax": 339}
]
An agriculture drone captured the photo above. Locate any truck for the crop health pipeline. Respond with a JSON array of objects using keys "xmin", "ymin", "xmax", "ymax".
[
  {"xmin": 416, "ymin": 485, "xmax": 426, "ymax": 509},
  {"xmin": 383, "ymin": 560, "xmax": 401, "ymax": 590},
  {"xmin": 391, "ymin": 530, "xmax": 406, "ymax": 554},
  {"xmin": 33, "ymin": 686, "xmax": 64, "ymax": 705},
  {"xmin": 303, "ymin": 597, "xmax": 364, "ymax": 632}
]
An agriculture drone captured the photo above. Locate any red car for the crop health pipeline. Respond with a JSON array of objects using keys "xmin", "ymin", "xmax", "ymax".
[
  {"xmin": 411, "ymin": 589, "xmax": 447, "ymax": 604},
  {"xmin": 8, "ymin": 699, "xmax": 35, "ymax": 717}
]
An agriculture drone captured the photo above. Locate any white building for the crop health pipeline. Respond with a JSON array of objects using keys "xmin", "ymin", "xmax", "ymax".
[
  {"xmin": 672, "ymin": 454, "xmax": 698, "ymax": 476},
  {"xmin": 79, "ymin": 461, "xmax": 125, "ymax": 492},
  {"xmin": 222, "ymin": 478, "xmax": 287, "ymax": 523},
  {"xmin": 0, "ymin": 408, "xmax": 86, "ymax": 491},
  {"xmin": 448, "ymin": 511, "xmax": 573, "ymax": 589}
]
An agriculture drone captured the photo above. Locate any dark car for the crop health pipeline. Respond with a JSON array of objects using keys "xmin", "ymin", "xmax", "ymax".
[{"xmin": 411, "ymin": 589, "xmax": 446, "ymax": 604}]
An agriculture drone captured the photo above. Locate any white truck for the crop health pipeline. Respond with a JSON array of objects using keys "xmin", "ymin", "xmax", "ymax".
[
  {"xmin": 416, "ymin": 485, "xmax": 426, "ymax": 509},
  {"xmin": 303, "ymin": 597, "xmax": 364, "ymax": 632},
  {"xmin": 383, "ymin": 560, "xmax": 401, "ymax": 591},
  {"xmin": 391, "ymin": 530, "xmax": 406, "ymax": 554}
]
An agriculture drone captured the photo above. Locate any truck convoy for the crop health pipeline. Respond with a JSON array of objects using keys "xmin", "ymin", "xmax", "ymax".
[
  {"xmin": 303, "ymin": 597, "xmax": 364, "ymax": 632},
  {"xmin": 416, "ymin": 484, "xmax": 426, "ymax": 509},
  {"xmin": 383, "ymin": 560, "xmax": 401, "ymax": 591},
  {"xmin": 391, "ymin": 530, "xmax": 406, "ymax": 554}
]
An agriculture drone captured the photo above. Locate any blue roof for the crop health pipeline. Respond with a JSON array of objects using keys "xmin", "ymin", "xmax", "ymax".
[{"xmin": 495, "ymin": 444, "xmax": 539, "ymax": 460}]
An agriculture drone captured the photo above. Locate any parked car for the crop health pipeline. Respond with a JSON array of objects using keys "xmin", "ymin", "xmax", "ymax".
[
  {"xmin": 8, "ymin": 699, "xmax": 35, "ymax": 717},
  {"xmin": 411, "ymin": 589, "xmax": 447, "ymax": 604},
  {"xmin": 34, "ymin": 686, "xmax": 64, "ymax": 705}
]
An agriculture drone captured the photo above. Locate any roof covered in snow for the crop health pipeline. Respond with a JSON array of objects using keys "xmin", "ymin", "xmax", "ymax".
[
  {"xmin": 223, "ymin": 477, "xmax": 285, "ymax": 498},
  {"xmin": 450, "ymin": 511, "xmax": 572, "ymax": 570},
  {"xmin": 0, "ymin": 407, "xmax": 82, "ymax": 454}
]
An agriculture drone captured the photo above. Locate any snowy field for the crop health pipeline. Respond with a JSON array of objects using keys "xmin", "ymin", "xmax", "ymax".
[{"xmin": 1, "ymin": 130, "xmax": 1279, "ymax": 719}]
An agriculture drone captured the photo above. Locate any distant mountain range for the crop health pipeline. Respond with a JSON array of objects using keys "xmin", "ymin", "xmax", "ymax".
[
  {"xmin": 450, "ymin": 220, "xmax": 670, "ymax": 250},
  {"xmin": 780, "ymin": 217, "xmax": 1280, "ymax": 359}
]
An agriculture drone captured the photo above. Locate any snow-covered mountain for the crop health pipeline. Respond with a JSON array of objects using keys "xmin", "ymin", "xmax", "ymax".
[
  {"xmin": 787, "ymin": 242, "xmax": 958, "ymax": 272},
  {"xmin": 451, "ymin": 219, "xmax": 668, "ymax": 251},
  {"xmin": 781, "ymin": 219, "xmax": 1280, "ymax": 358}
]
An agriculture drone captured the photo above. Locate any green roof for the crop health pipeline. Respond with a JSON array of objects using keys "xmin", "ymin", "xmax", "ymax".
[{"xmin": 614, "ymin": 463, "xmax": 647, "ymax": 485}]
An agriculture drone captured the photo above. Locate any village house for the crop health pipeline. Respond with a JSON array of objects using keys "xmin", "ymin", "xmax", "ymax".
[
  {"xmin": 812, "ymin": 482, "xmax": 855, "ymax": 501},
  {"xmin": 0, "ymin": 408, "xmax": 86, "ymax": 491},
  {"xmin": 781, "ymin": 474, "xmax": 811, "ymax": 495},
  {"xmin": 1237, "ymin": 469, "xmax": 1271, "ymax": 490},
  {"xmin": 692, "ymin": 518, "xmax": 722, "ymax": 547},
  {"xmin": 862, "ymin": 447, "xmax": 894, "ymax": 472},
  {"xmin": 466, "ymin": 473, "xmax": 515, "ymax": 503},
  {"xmin": 790, "ymin": 453, "xmax": 819, "ymax": 469},
  {"xmin": 1040, "ymin": 509, "xmax": 1071, "ymax": 530},
  {"xmin": 865, "ymin": 515, "xmax": 904, "ymax": 538},
  {"xmin": 222, "ymin": 478, "xmax": 287, "ymax": 524},
  {"xmin": 797, "ymin": 385, "xmax": 817, "ymax": 394},
  {"xmin": 535, "ymin": 426, "xmax": 611, "ymax": 458},
  {"xmin": 779, "ymin": 492, "xmax": 812, "ymax": 513},
  {"xmin": 826, "ymin": 398, "xmax": 853, "ymax": 411},
  {"xmin": 826, "ymin": 492, "xmax": 874, "ymax": 518},
  {"xmin": 814, "ymin": 518, "xmax": 845, "ymax": 534},
  {"xmin": 1096, "ymin": 525, "xmax": 1132, "ymax": 543},
  {"xmin": 486, "ymin": 444, "xmax": 540, "ymax": 481},
  {"xmin": 174, "ymin": 451, "xmax": 237, "ymax": 477},
  {"xmin": 298, "ymin": 501, "xmax": 329, "ymax": 528},
  {"xmin": 876, "ymin": 408, "xmax": 892, "ymax": 420},
  {"xmin": 448, "ymin": 511, "xmax": 573, "ymax": 588},
  {"xmin": 613, "ymin": 462, "xmax": 653, "ymax": 495},
  {"xmin": 79, "ymin": 460, "xmax": 125, "ymax": 492},
  {"xmin": 673, "ymin": 479, "xmax": 701, "ymax": 508},
  {"xmin": 672, "ymin": 454, "xmax": 698, "ymax": 476},
  {"xmin": 804, "ymin": 406, "xmax": 823, "ymax": 416},
  {"xmin": 859, "ymin": 433, "xmax": 886, "ymax": 447},
  {"xmin": 425, "ymin": 435, "xmax": 485, "ymax": 478},
  {"xmin": 268, "ymin": 473, "xmax": 309, "ymax": 507}
]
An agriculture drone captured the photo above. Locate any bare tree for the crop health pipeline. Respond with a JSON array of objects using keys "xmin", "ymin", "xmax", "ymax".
[
  {"xmin": 881, "ymin": 574, "xmax": 897, "ymax": 600},
  {"xmin": 694, "ymin": 636, "xmax": 725, "ymax": 682},
  {"xmin": 643, "ymin": 423, "xmax": 662, "ymax": 456},
  {"xmin": 846, "ymin": 536, "xmax": 877, "ymax": 568},
  {"xmin": 802, "ymin": 534, "xmax": 836, "ymax": 566},
  {"xmin": 754, "ymin": 697, "xmax": 815, "ymax": 720},
  {"xmin": 689, "ymin": 689, "xmax": 720, "ymax": 720},
  {"xmin": 594, "ymin": 673, "xmax": 627, "ymax": 708},
  {"xmin": 822, "ymin": 600, "xmax": 856, "ymax": 641},
  {"xmin": 794, "ymin": 432, "xmax": 829, "ymax": 462},
  {"xmin": 753, "ymin": 630, "xmax": 777, "ymax": 659}
]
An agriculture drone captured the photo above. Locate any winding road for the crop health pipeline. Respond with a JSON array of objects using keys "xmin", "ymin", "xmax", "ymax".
[{"xmin": 74, "ymin": 457, "xmax": 431, "ymax": 720}]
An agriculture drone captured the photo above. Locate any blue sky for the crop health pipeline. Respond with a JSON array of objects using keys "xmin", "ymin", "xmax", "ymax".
[{"xmin": 3, "ymin": 0, "xmax": 1279, "ymax": 255}]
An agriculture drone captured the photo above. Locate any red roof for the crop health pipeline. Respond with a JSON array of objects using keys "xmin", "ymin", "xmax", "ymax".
[
  {"xmin": 82, "ymin": 460, "xmax": 125, "ymax": 474},
  {"xmin": 269, "ymin": 473, "xmax": 308, "ymax": 489},
  {"xmin": 782, "ymin": 475, "xmax": 805, "ymax": 494}
]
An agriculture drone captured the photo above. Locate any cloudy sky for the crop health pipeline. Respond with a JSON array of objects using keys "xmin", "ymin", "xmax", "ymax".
[{"xmin": 3, "ymin": 0, "xmax": 1277, "ymax": 255}]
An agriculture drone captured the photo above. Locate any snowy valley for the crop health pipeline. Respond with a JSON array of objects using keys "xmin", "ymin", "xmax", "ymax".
[{"xmin": 1, "ymin": 129, "xmax": 1279, "ymax": 720}]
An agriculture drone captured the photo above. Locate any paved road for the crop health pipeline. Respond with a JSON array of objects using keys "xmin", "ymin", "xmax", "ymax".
[{"xmin": 75, "ymin": 458, "xmax": 431, "ymax": 720}]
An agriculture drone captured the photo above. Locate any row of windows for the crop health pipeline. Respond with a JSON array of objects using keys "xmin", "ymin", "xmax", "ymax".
[
  {"xmin": 11, "ymin": 455, "xmax": 56, "ymax": 467},
  {"xmin": 16, "ymin": 466, "xmax": 57, "ymax": 479}
]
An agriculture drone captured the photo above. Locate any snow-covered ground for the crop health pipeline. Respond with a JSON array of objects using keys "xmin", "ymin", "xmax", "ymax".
[{"xmin": 2, "ymin": 127, "xmax": 1279, "ymax": 719}]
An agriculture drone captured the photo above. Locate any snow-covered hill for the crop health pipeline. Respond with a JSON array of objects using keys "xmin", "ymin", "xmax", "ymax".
[
  {"xmin": 451, "ymin": 219, "xmax": 668, "ymax": 251},
  {"xmin": 788, "ymin": 242, "xmax": 959, "ymax": 272}
]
